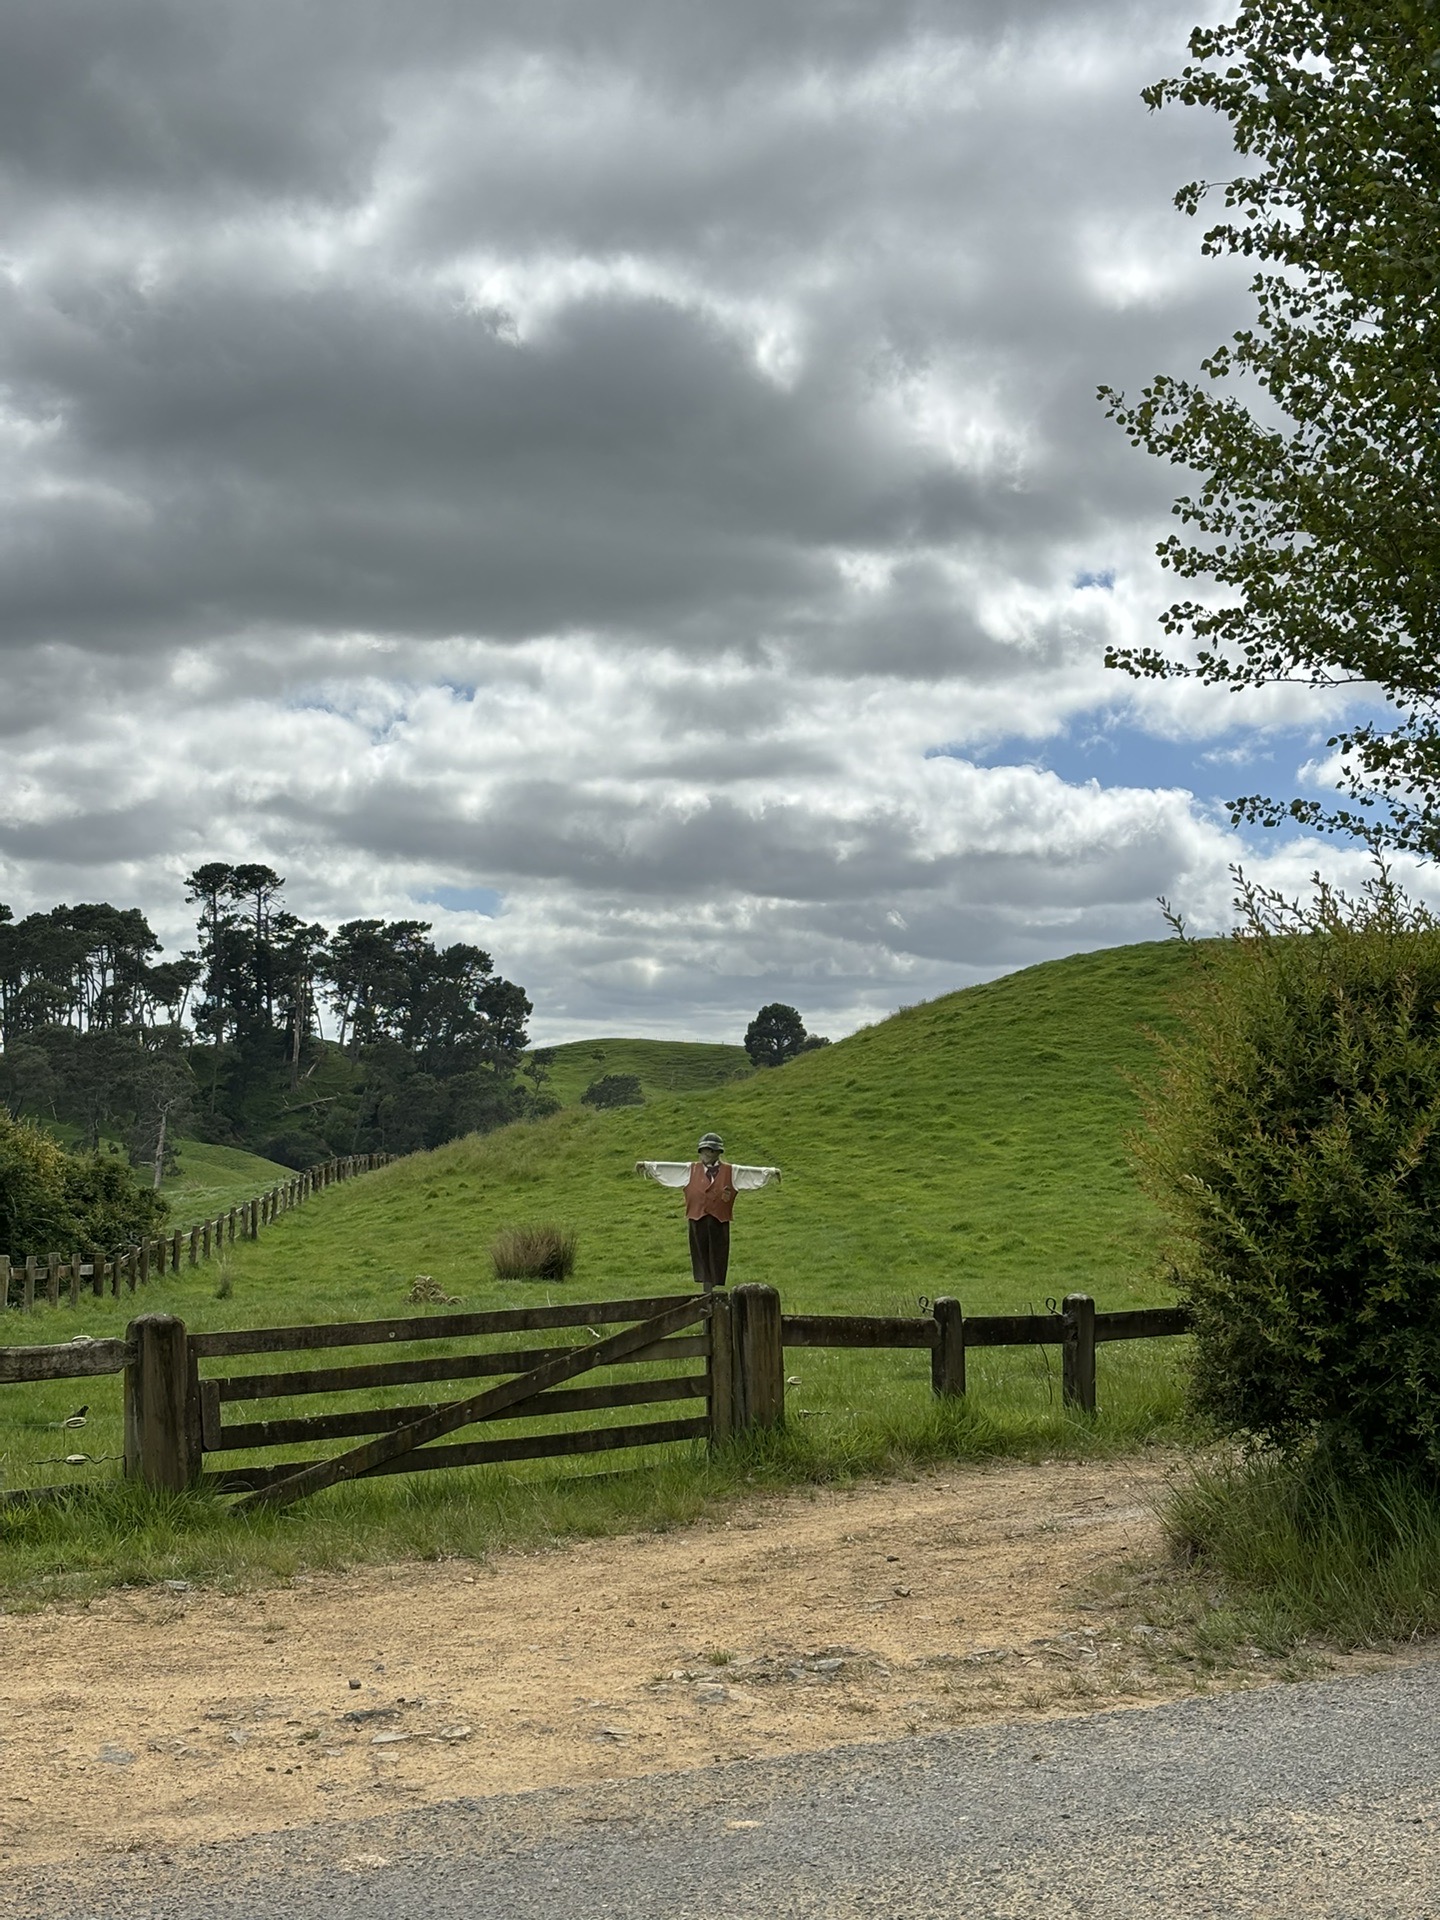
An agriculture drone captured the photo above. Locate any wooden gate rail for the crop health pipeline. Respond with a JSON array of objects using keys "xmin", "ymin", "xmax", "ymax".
[
  {"xmin": 185, "ymin": 1292, "xmax": 697, "ymax": 1357},
  {"xmin": 207, "ymin": 1373, "xmax": 711, "ymax": 1453},
  {"xmin": 203, "ymin": 1339, "xmax": 706, "ymax": 1412},
  {"xmin": 213, "ymin": 1417, "xmax": 714, "ymax": 1494},
  {"xmin": 0, "ymin": 1336, "xmax": 133, "ymax": 1383}
]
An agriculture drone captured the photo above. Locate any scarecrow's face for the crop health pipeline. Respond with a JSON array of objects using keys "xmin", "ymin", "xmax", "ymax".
[{"xmin": 697, "ymin": 1146, "xmax": 721, "ymax": 1167}]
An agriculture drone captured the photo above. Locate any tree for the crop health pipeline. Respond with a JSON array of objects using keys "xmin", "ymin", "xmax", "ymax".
[
  {"xmin": 184, "ymin": 863, "xmax": 241, "ymax": 1047},
  {"xmin": 581, "ymin": 1073, "xmax": 645, "ymax": 1108},
  {"xmin": 744, "ymin": 1003, "xmax": 819, "ymax": 1068},
  {"xmin": 1102, "ymin": 2, "xmax": 1440, "ymax": 854}
]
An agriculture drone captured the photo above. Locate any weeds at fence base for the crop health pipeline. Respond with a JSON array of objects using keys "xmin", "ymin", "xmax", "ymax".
[{"xmin": 490, "ymin": 1224, "xmax": 578, "ymax": 1283}]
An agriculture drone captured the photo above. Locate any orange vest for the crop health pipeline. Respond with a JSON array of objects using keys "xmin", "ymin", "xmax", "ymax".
[{"xmin": 684, "ymin": 1161, "xmax": 737, "ymax": 1222}]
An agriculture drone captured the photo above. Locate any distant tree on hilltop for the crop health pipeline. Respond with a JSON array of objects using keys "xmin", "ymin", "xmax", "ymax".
[{"xmin": 744, "ymin": 1003, "xmax": 830, "ymax": 1069}]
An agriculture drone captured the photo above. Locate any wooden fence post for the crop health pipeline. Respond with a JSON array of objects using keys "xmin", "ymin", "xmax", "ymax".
[
  {"xmin": 730, "ymin": 1284, "xmax": 785, "ymax": 1434},
  {"xmin": 0, "ymin": 1253, "xmax": 10, "ymax": 1309},
  {"xmin": 1062, "ymin": 1293, "xmax": 1097, "ymax": 1413},
  {"xmin": 91, "ymin": 1246, "xmax": 105, "ymax": 1299},
  {"xmin": 46, "ymin": 1252, "xmax": 60, "ymax": 1308},
  {"xmin": 69, "ymin": 1250, "xmax": 83, "ymax": 1308},
  {"xmin": 24, "ymin": 1255, "xmax": 38, "ymax": 1310},
  {"xmin": 123, "ymin": 1314, "xmax": 200, "ymax": 1492},
  {"xmin": 189, "ymin": 1225, "xmax": 200, "ymax": 1266},
  {"xmin": 931, "ymin": 1296, "xmax": 966, "ymax": 1397},
  {"xmin": 707, "ymin": 1291, "xmax": 734, "ymax": 1444}
]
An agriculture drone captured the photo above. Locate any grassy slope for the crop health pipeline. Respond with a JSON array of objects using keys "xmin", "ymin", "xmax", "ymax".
[
  {"xmin": 534, "ymin": 1037, "xmax": 752, "ymax": 1108},
  {"xmin": 6, "ymin": 939, "xmax": 1192, "ymax": 1334},
  {"xmin": 158, "ymin": 1139, "xmax": 296, "ymax": 1225},
  {"xmin": 1, "ymin": 940, "xmax": 1197, "ymax": 1576}
]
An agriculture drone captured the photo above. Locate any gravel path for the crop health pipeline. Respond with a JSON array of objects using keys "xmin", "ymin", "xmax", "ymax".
[{"xmin": 16, "ymin": 1660, "xmax": 1439, "ymax": 1919}]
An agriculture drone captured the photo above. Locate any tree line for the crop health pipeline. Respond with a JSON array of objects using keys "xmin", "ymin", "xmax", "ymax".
[{"xmin": 0, "ymin": 864, "xmax": 548, "ymax": 1178}]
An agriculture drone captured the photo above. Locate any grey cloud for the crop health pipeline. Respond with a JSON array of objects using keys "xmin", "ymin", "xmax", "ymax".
[
  {"xmin": 0, "ymin": 0, "xmax": 1240, "ymax": 675},
  {"xmin": 0, "ymin": 275, "xmax": 999, "ymax": 651},
  {"xmin": 282, "ymin": 777, "xmax": 941, "ymax": 902},
  {"xmin": 0, "ymin": 0, "xmax": 1147, "ymax": 214},
  {"xmin": 0, "ymin": 796, "xmax": 183, "ymax": 864}
]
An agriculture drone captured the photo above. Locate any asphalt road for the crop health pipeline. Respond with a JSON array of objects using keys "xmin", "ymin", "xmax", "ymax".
[{"xmin": 16, "ymin": 1662, "xmax": 1440, "ymax": 1920}]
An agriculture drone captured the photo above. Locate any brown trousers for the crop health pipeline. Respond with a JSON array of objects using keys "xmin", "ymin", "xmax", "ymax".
[{"xmin": 688, "ymin": 1215, "xmax": 730, "ymax": 1290}]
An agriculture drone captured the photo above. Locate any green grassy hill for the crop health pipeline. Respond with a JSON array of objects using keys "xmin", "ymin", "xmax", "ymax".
[
  {"xmin": 24, "ymin": 940, "xmax": 1193, "ymax": 1333},
  {"xmin": 533, "ymin": 1037, "xmax": 752, "ymax": 1108}
]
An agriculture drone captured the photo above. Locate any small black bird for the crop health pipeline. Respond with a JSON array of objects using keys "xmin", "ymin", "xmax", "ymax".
[{"xmin": 60, "ymin": 1404, "xmax": 89, "ymax": 1429}]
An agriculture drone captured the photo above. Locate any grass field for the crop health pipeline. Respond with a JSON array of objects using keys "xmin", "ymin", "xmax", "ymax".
[
  {"xmin": 532, "ymin": 1036, "xmax": 753, "ymax": 1107},
  {"xmin": 157, "ymin": 1138, "xmax": 296, "ymax": 1223},
  {"xmin": 1, "ymin": 939, "xmax": 1199, "ymax": 1598}
]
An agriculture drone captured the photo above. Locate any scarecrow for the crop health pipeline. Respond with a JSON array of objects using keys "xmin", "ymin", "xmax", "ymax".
[{"xmin": 635, "ymin": 1130, "xmax": 781, "ymax": 1290}]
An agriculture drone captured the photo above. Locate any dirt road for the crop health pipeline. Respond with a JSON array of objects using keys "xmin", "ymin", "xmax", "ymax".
[{"xmin": 0, "ymin": 1454, "xmax": 1392, "ymax": 1875}]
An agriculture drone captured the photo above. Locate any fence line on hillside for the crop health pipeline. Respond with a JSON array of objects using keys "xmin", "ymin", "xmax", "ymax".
[
  {"xmin": 0, "ymin": 1152, "xmax": 395, "ymax": 1314},
  {"xmin": 0, "ymin": 1286, "xmax": 1191, "ymax": 1507}
]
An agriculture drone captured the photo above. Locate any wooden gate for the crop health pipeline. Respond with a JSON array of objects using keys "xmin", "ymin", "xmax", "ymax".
[{"xmin": 189, "ymin": 1293, "xmax": 716, "ymax": 1507}]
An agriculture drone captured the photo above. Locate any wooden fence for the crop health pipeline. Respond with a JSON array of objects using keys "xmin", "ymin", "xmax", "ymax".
[
  {"xmin": 0, "ymin": 1285, "xmax": 1190, "ymax": 1507},
  {"xmin": 0, "ymin": 1152, "xmax": 394, "ymax": 1313}
]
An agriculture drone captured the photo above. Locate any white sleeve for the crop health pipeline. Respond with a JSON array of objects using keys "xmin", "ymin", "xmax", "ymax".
[
  {"xmin": 635, "ymin": 1161, "xmax": 692, "ymax": 1188},
  {"xmin": 732, "ymin": 1165, "xmax": 781, "ymax": 1190}
]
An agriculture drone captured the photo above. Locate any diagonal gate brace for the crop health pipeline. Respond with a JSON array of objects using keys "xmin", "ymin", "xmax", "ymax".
[{"xmin": 236, "ymin": 1294, "xmax": 709, "ymax": 1512}]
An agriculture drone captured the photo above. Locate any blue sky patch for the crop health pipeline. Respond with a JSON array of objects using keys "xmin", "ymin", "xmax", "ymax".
[
  {"xmin": 927, "ymin": 716, "xmax": 1343, "ymax": 815},
  {"xmin": 421, "ymin": 884, "xmax": 503, "ymax": 917}
]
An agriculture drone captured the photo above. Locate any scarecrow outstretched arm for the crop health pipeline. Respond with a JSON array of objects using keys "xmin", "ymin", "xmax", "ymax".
[
  {"xmin": 732, "ymin": 1165, "xmax": 781, "ymax": 1190},
  {"xmin": 635, "ymin": 1160, "xmax": 690, "ymax": 1188}
]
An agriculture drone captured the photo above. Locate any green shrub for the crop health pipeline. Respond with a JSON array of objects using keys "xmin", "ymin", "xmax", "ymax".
[
  {"xmin": 580, "ymin": 1073, "xmax": 644, "ymax": 1109},
  {"xmin": 490, "ymin": 1222, "xmax": 578, "ymax": 1281},
  {"xmin": 1137, "ymin": 866, "xmax": 1440, "ymax": 1473},
  {"xmin": 0, "ymin": 1108, "xmax": 167, "ymax": 1257}
]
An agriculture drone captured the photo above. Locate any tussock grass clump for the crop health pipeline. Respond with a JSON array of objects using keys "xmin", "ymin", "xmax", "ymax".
[
  {"xmin": 1163, "ymin": 1453, "xmax": 1440, "ymax": 1648},
  {"xmin": 490, "ymin": 1222, "xmax": 578, "ymax": 1282}
]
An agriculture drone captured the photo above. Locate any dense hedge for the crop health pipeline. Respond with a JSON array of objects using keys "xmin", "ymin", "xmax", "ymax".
[{"xmin": 1138, "ymin": 869, "xmax": 1440, "ymax": 1474}]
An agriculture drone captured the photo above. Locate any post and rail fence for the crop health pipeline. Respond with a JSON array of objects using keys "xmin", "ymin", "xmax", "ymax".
[
  {"xmin": 0, "ymin": 1285, "xmax": 1190, "ymax": 1507},
  {"xmin": 0, "ymin": 1152, "xmax": 394, "ymax": 1314}
]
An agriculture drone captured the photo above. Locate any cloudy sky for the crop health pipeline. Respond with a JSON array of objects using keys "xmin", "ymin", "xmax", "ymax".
[{"xmin": 0, "ymin": 0, "xmax": 1398, "ymax": 1042}]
